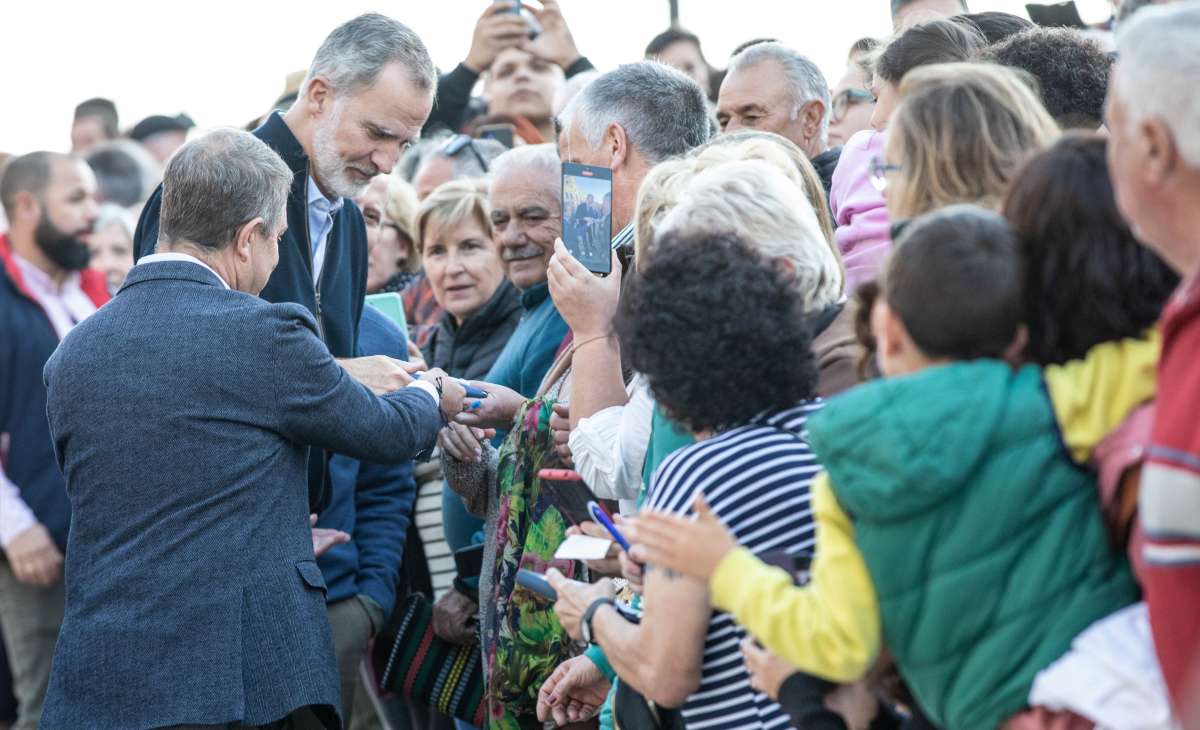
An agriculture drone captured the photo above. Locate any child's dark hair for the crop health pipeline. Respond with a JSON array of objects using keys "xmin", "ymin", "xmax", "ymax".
[
  {"xmin": 616, "ymin": 231, "xmax": 818, "ymax": 433},
  {"xmin": 879, "ymin": 205, "xmax": 1023, "ymax": 361},
  {"xmin": 1004, "ymin": 133, "xmax": 1178, "ymax": 365}
]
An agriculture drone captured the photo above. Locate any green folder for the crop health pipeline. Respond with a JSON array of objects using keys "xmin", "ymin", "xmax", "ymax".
[{"xmin": 365, "ymin": 292, "xmax": 409, "ymax": 343}]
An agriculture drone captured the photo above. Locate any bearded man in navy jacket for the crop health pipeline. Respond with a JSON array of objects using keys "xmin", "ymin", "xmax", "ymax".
[{"xmin": 135, "ymin": 12, "xmax": 438, "ymax": 514}]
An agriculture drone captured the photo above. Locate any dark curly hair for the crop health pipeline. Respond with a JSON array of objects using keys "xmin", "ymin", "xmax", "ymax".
[
  {"xmin": 616, "ymin": 231, "xmax": 818, "ymax": 433},
  {"xmin": 984, "ymin": 27, "xmax": 1112, "ymax": 129},
  {"xmin": 1003, "ymin": 133, "xmax": 1178, "ymax": 366}
]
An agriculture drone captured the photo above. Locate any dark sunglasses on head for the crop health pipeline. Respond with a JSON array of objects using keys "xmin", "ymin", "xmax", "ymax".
[{"xmin": 440, "ymin": 134, "xmax": 490, "ymax": 173}]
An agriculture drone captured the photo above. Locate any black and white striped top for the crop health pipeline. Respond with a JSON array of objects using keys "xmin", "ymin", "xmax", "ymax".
[{"xmin": 645, "ymin": 401, "xmax": 824, "ymax": 730}]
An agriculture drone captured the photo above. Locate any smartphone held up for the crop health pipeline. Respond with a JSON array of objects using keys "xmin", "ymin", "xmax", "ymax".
[{"xmin": 561, "ymin": 162, "xmax": 613, "ymax": 277}]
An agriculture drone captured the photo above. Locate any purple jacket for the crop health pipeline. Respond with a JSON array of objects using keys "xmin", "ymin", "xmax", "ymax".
[{"xmin": 830, "ymin": 130, "xmax": 892, "ymax": 293}]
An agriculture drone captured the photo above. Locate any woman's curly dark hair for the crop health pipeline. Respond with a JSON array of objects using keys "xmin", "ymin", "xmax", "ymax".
[
  {"xmin": 1003, "ymin": 132, "xmax": 1178, "ymax": 366},
  {"xmin": 615, "ymin": 231, "xmax": 818, "ymax": 433}
]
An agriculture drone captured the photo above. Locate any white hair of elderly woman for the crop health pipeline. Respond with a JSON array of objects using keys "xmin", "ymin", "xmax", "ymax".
[{"xmin": 654, "ymin": 159, "xmax": 843, "ymax": 312}]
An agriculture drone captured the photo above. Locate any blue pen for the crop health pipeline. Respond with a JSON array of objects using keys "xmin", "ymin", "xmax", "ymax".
[
  {"xmin": 412, "ymin": 372, "xmax": 488, "ymax": 399},
  {"xmin": 587, "ymin": 501, "xmax": 631, "ymax": 553}
]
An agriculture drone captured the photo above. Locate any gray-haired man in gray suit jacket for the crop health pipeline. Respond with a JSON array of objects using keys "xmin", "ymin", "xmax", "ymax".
[{"xmin": 40, "ymin": 128, "xmax": 464, "ymax": 730}]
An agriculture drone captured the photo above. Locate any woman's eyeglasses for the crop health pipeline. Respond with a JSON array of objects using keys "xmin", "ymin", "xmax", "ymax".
[
  {"xmin": 869, "ymin": 155, "xmax": 902, "ymax": 193},
  {"xmin": 831, "ymin": 88, "xmax": 875, "ymax": 124}
]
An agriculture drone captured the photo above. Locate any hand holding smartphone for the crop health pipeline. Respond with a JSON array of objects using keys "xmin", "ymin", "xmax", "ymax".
[{"xmin": 561, "ymin": 163, "xmax": 613, "ymax": 276}]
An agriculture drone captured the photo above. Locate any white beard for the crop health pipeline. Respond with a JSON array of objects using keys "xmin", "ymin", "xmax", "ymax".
[{"xmin": 312, "ymin": 103, "xmax": 369, "ymax": 199}]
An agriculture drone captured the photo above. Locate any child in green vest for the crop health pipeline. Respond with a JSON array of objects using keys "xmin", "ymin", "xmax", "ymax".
[{"xmin": 627, "ymin": 206, "xmax": 1170, "ymax": 729}]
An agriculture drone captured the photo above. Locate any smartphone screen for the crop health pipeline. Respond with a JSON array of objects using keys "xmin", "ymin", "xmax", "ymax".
[{"xmin": 561, "ymin": 162, "xmax": 613, "ymax": 276}]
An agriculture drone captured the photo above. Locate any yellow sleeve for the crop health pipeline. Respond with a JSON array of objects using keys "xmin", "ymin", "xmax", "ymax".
[
  {"xmin": 709, "ymin": 473, "xmax": 880, "ymax": 682},
  {"xmin": 1044, "ymin": 330, "xmax": 1159, "ymax": 464}
]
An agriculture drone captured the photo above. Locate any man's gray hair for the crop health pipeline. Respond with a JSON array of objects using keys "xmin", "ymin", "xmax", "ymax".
[
  {"xmin": 1115, "ymin": 0, "xmax": 1200, "ymax": 167},
  {"xmin": 558, "ymin": 62, "xmax": 711, "ymax": 164},
  {"xmin": 727, "ymin": 42, "xmax": 832, "ymax": 149},
  {"xmin": 488, "ymin": 143, "xmax": 562, "ymax": 197},
  {"xmin": 159, "ymin": 129, "xmax": 293, "ymax": 251},
  {"xmin": 304, "ymin": 13, "xmax": 437, "ymax": 99}
]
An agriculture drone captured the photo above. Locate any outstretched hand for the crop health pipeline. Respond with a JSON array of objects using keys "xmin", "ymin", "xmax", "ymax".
[{"xmin": 626, "ymin": 492, "xmax": 737, "ymax": 582}]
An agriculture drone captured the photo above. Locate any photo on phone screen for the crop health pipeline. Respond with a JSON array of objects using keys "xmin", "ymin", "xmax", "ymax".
[{"xmin": 561, "ymin": 162, "xmax": 613, "ymax": 276}]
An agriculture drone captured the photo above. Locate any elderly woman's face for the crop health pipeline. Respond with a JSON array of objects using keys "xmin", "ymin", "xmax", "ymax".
[
  {"xmin": 88, "ymin": 220, "xmax": 134, "ymax": 293},
  {"xmin": 488, "ymin": 167, "xmax": 561, "ymax": 291},
  {"xmin": 422, "ymin": 217, "xmax": 505, "ymax": 325}
]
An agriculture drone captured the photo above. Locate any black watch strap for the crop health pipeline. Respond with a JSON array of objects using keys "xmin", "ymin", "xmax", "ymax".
[{"xmin": 581, "ymin": 596, "xmax": 616, "ymax": 644}]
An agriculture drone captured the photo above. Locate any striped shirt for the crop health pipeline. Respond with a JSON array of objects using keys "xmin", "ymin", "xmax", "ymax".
[{"xmin": 645, "ymin": 401, "xmax": 824, "ymax": 730}]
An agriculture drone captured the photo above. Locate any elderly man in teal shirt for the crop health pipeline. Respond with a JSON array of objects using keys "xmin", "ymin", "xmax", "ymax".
[{"xmin": 438, "ymin": 143, "xmax": 569, "ymax": 554}]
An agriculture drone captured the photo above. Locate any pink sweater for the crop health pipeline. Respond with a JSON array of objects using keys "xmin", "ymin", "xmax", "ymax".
[{"xmin": 830, "ymin": 130, "xmax": 892, "ymax": 294}]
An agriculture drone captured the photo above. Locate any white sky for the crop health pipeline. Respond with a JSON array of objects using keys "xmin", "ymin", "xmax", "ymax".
[{"xmin": 0, "ymin": 0, "xmax": 1117, "ymax": 154}]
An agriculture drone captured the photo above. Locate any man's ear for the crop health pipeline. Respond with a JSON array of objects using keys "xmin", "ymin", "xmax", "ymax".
[
  {"xmin": 1141, "ymin": 117, "xmax": 1178, "ymax": 187},
  {"xmin": 11, "ymin": 190, "xmax": 40, "ymax": 225},
  {"xmin": 233, "ymin": 217, "xmax": 265, "ymax": 262},
  {"xmin": 606, "ymin": 122, "xmax": 630, "ymax": 171},
  {"xmin": 303, "ymin": 76, "xmax": 334, "ymax": 117},
  {"xmin": 800, "ymin": 100, "xmax": 826, "ymax": 145}
]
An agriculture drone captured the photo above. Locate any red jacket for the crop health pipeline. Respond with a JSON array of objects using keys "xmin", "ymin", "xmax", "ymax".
[{"xmin": 1142, "ymin": 274, "xmax": 1200, "ymax": 719}]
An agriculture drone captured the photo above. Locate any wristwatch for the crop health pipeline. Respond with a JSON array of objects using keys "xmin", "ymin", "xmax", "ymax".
[{"xmin": 581, "ymin": 596, "xmax": 617, "ymax": 644}]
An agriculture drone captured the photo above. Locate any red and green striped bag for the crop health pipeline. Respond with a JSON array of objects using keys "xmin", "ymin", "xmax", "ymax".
[{"xmin": 381, "ymin": 593, "xmax": 486, "ymax": 726}]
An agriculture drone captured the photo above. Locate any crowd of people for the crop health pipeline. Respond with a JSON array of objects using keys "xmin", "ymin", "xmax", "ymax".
[{"xmin": 1, "ymin": 0, "xmax": 1199, "ymax": 728}]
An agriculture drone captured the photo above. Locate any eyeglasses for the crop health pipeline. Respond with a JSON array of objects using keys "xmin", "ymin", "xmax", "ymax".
[
  {"xmin": 831, "ymin": 88, "xmax": 875, "ymax": 124},
  {"xmin": 441, "ymin": 134, "xmax": 490, "ymax": 173},
  {"xmin": 869, "ymin": 155, "xmax": 902, "ymax": 193}
]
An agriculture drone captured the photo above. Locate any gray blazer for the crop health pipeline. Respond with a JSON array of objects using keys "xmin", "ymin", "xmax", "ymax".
[{"xmin": 40, "ymin": 261, "xmax": 441, "ymax": 730}]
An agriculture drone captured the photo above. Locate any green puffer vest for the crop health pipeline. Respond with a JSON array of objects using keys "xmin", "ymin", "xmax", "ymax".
[{"xmin": 807, "ymin": 361, "xmax": 1136, "ymax": 729}]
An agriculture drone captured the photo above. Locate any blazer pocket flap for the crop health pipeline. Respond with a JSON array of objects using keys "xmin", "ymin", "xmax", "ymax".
[{"xmin": 296, "ymin": 560, "xmax": 328, "ymax": 592}]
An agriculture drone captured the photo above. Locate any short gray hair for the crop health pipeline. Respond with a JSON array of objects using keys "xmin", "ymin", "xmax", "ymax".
[
  {"xmin": 159, "ymin": 129, "xmax": 293, "ymax": 250},
  {"xmin": 559, "ymin": 62, "xmax": 711, "ymax": 164},
  {"xmin": 304, "ymin": 13, "xmax": 437, "ymax": 99},
  {"xmin": 727, "ymin": 43, "xmax": 832, "ymax": 149},
  {"xmin": 95, "ymin": 203, "xmax": 137, "ymax": 241},
  {"xmin": 488, "ymin": 143, "xmax": 562, "ymax": 198},
  {"xmin": 1115, "ymin": 2, "xmax": 1200, "ymax": 167},
  {"xmin": 655, "ymin": 160, "xmax": 842, "ymax": 311}
]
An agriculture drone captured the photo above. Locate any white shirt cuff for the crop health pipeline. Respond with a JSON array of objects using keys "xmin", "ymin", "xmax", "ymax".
[{"xmin": 406, "ymin": 379, "xmax": 440, "ymax": 408}]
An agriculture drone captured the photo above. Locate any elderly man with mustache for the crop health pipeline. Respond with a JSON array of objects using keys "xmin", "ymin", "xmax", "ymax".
[{"xmin": 437, "ymin": 143, "xmax": 569, "ymax": 461}]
